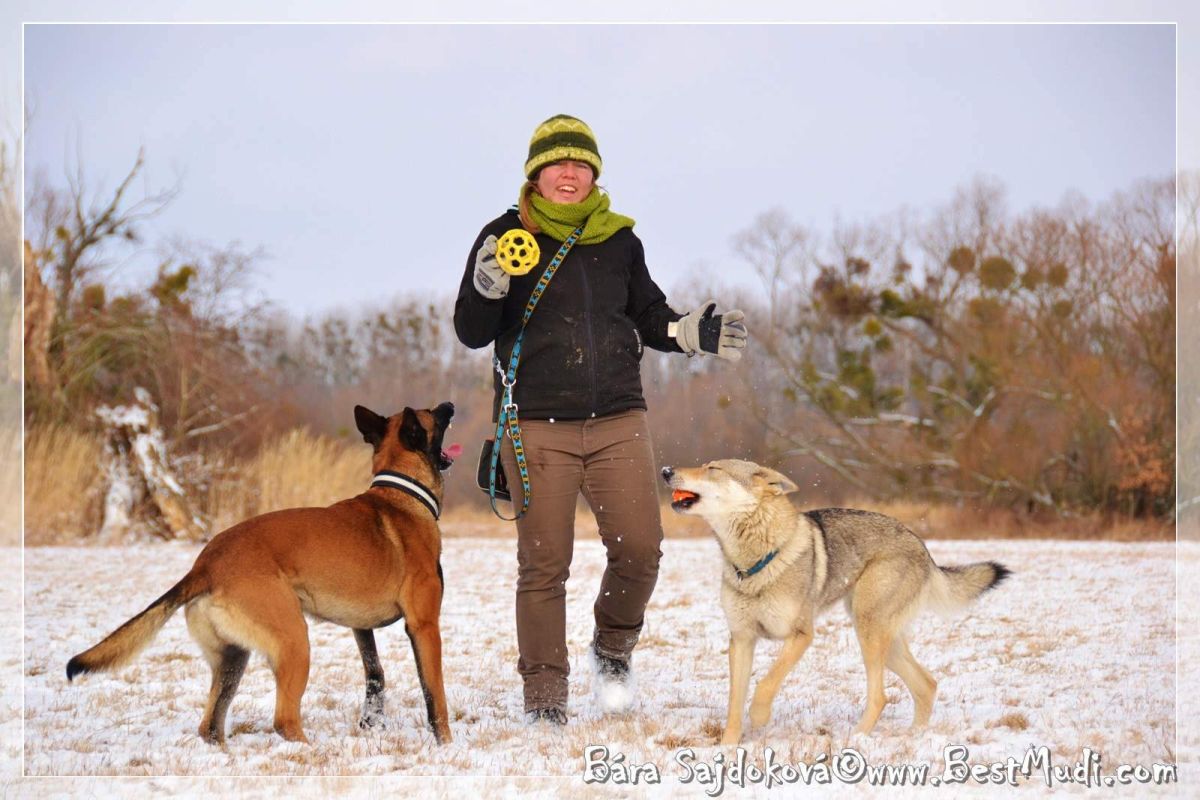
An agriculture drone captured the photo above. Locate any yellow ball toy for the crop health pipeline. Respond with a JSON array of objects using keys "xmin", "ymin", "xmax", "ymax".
[{"xmin": 495, "ymin": 229, "xmax": 541, "ymax": 276}]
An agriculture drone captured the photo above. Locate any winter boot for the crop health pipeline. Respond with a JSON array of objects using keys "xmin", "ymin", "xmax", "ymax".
[{"xmin": 591, "ymin": 642, "xmax": 635, "ymax": 713}]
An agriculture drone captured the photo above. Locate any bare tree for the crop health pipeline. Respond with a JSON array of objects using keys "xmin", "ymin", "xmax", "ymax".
[
  {"xmin": 732, "ymin": 207, "xmax": 812, "ymax": 334},
  {"xmin": 737, "ymin": 176, "xmax": 1175, "ymax": 518},
  {"xmin": 24, "ymin": 147, "xmax": 178, "ymax": 417},
  {"xmin": 26, "ymin": 147, "xmax": 178, "ymax": 363}
]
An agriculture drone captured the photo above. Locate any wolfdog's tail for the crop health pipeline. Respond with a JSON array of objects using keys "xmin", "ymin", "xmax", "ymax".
[
  {"xmin": 66, "ymin": 570, "xmax": 209, "ymax": 681},
  {"xmin": 921, "ymin": 560, "xmax": 1011, "ymax": 616}
]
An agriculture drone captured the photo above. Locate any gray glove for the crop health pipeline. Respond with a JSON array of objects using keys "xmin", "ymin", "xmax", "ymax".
[
  {"xmin": 472, "ymin": 235, "xmax": 510, "ymax": 300},
  {"xmin": 672, "ymin": 300, "xmax": 748, "ymax": 361}
]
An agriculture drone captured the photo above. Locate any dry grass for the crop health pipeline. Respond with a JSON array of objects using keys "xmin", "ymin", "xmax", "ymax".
[
  {"xmin": 203, "ymin": 429, "xmax": 370, "ymax": 532},
  {"xmin": 21, "ymin": 419, "xmax": 1174, "ymax": 544},
  {"xmin": 992, "ymin": 712, "xmax": 1031, "ymax": 732},
  {"xmin": 861, "ymin": 497, "xmax": 1173, "ymax": 541},
  {"xmin": 441, "ymin": 501, "xmax": 715, "ymax": 539},
  {"xmin": 443, "ymin": 495, "xmax": 1173, "ymax": 541},
  {"xmin": 0, "ymin": 422, "xmax": 18, "ymax": 545},
  {"xmin": 23, "ymin": 423, "xmax": 105, "ymax": 545}
]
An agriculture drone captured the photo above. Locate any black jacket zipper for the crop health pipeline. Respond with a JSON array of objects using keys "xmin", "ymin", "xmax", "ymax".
[{"xmin": 579, "ymin": 259, "xmax": 599, "ymax": 413}]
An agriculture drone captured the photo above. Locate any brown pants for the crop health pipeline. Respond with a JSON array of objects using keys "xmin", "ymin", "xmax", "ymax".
[{"xmin": 499, "ymin": 408, "xmax": 664, "ymax": 712}]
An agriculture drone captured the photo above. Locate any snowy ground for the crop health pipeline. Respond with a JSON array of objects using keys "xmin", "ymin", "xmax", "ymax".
[{"xmin": 9, "ymin": 537, "xmax": 1191, "ymax": 796}]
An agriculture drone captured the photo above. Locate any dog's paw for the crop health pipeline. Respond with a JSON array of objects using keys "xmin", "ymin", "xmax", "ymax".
[
  {"xmin": 749, "ymin": 701, "xmax": 772, "ymax": 728},
  {"xmin": 719, "ymin": 728, "xmax": 742, "ymax": 746},
  {"xmin": 198, "ymin": 727, "xmax": 226, "ymax": 746},
  {"xmin": 358, "ymin": 713, "xmax": 387, "ymax": 730},
  {"xmin": 274, "ymin": 723, "xmax": 310, "ymax": 744}
]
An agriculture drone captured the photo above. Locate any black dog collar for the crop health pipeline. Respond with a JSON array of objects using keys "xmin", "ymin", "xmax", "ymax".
[{"xmin": 370, "ymin": 471, "xmax": 441, "ymax": 520}]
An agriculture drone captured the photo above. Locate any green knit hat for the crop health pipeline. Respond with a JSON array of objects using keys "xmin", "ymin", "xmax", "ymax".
[{"xmin": 525, "ymin": 114, "xmax": 602, "ymax": 179}]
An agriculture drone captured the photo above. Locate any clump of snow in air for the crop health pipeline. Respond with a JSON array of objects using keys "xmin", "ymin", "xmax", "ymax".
[{"xmin": 590, "ymin": 647, "xmax": 637, "ymax": 715}]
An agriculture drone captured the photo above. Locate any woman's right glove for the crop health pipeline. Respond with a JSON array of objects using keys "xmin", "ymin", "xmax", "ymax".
[
  {"xmin": 672, "ymin": 300, "xmax": 748, "ymax": 361},
  {"xmin": 472, "ymin": 235, "xmax": 510, "ymax": 300}
]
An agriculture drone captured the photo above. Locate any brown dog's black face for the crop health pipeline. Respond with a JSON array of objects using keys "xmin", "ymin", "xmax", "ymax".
[{"xmin": 354, "ymin": 402, "xmax": 456, "ymax": 474}]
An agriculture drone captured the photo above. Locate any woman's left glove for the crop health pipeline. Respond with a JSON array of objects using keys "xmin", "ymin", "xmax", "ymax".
[
  {"xmin": 472, "ymin": 235, "xmax": 510, "ymax": 300},
  {"xmin": 672, "ymin": 300, "xmax": 748, "ymax": 361}
]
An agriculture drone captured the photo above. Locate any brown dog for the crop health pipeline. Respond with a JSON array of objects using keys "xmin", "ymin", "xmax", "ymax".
[{"xmin": 67, "ymin": 402, "xmax": 456, "ymax": 745}]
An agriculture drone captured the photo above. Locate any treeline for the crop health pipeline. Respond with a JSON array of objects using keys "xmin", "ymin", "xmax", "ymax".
[
  {"xmin": 0, "ymin": 141, "xmax": 19, "ymax": 543},
  {"xmin": 1180, "ymin": 176, "xmax": 1200, "ymax": 537},
  {"xmin": 730, "ymin": 177, "xmax": 1175, "ymax": 518},
  {"xmin": 21, "ymin": 149, "xmax": 1180, "ymax": 523}
]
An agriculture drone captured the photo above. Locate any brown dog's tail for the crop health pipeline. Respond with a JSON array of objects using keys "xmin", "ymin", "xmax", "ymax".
[
  {"xmin": 66, "ymin": 570, "xmax": 209, "ymax": 681},
  {"xmin": 922, "ymin": 560, "xmax": 1011, "ymax": 616}
]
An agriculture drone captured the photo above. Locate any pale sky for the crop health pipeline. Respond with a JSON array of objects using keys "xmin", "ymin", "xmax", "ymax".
[{"xmin": 5, "ymin": 3, "xmax": 1192, "ymax": 317}]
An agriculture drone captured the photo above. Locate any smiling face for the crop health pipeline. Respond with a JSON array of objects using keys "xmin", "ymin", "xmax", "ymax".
[{"xmin": 535, "ymin": 159, "xmax": 595, "ymax": 204}]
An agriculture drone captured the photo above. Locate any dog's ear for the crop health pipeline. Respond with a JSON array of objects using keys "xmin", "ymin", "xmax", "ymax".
[
  {"xmin": 753, "ymin": 466, "xmax": 798, "ymax": 496},
  {"xmin": 354, "ymin": 405, "xmax": 387, "ymax": 446},
  {"xmin": 399, "ymin": 407, "xmax": 428, "ymax": 452},
  {"xmin": 432, "ymin": 401, "xmax": 455, "ymax": 431}
]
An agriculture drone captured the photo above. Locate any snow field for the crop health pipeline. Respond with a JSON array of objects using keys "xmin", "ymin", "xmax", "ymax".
[{"xmin": 17, "ymin": 536, "xmax": 1181, "ymax": 792}]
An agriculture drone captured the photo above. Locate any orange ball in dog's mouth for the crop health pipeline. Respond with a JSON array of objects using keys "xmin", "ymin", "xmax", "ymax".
[{"xmin": 671, "ymin": 489, "xmax": 699, "ymax": 509}]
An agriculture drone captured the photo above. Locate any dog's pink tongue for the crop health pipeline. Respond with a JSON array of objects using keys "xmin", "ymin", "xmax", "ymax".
[{"xmin": 444, "ymin": 443, "xmax": 463, "ymax": 460}]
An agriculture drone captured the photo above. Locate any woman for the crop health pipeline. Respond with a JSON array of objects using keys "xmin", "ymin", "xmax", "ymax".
[{"xmin": 454, "ymin": 114, "xmax": 747, "ymax": 724}]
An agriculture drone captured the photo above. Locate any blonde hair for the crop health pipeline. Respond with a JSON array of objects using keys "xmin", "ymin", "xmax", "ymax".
[{"xmin": 518, "ymin": 181, "xmax": 541, "ymax": 234}]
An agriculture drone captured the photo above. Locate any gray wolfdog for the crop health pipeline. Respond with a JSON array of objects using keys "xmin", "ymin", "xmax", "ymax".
[{"xmin": 662, "ymin": 459, "xmax": 1009, "ymax": 744}]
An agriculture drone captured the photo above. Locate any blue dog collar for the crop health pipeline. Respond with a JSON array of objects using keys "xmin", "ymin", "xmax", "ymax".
[{"xmin": 736, "ymin": 550, "xmax": 777, "ymax": 580}]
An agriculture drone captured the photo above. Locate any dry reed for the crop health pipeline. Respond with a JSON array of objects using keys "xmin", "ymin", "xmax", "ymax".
[
  {"xmin": 858, "ymin": 497, "xmax": 1173, "ymax": 541},
  {"xmin": 0, "ymin": 423, "xmax": 18, "ymax": 545},
  {"xmin": 204, "ymin": 429, "xmax": 370, "ymax": 533},
  {"xmin": 23, "ymin": 423, "xmax": 105, "ymax": 545},
  {"xmin": 21, "ymin": 420, "xmax": 1173, "ymax": 544},
  {"xmin": 444, "ymin": 496, "xmax": 1173, "ymax": 541}
]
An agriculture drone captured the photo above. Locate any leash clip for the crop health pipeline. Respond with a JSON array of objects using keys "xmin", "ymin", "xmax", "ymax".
[
  {"xmin": 495, "ymin": 359, "xmax": 516, "ymax": 390},
  {"xmin": 500, "ymin": 371, "xmax": 518, "ymax": 418}
]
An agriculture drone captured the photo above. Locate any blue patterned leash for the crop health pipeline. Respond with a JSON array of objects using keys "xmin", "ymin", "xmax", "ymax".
[{"xmin": 488, "ymin": 225, "xmax": 585, "ymax": 520}]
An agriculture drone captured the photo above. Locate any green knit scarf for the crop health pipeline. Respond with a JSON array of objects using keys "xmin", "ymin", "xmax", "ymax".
[{"xmin": 524, "ymin": 186, "xmax": 635, "ymax": 245}]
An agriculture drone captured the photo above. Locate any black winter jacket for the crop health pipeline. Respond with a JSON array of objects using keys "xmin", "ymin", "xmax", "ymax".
[{"xmin": 455, "ymin": 209, "xmax": 684, "ymax": 421}]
